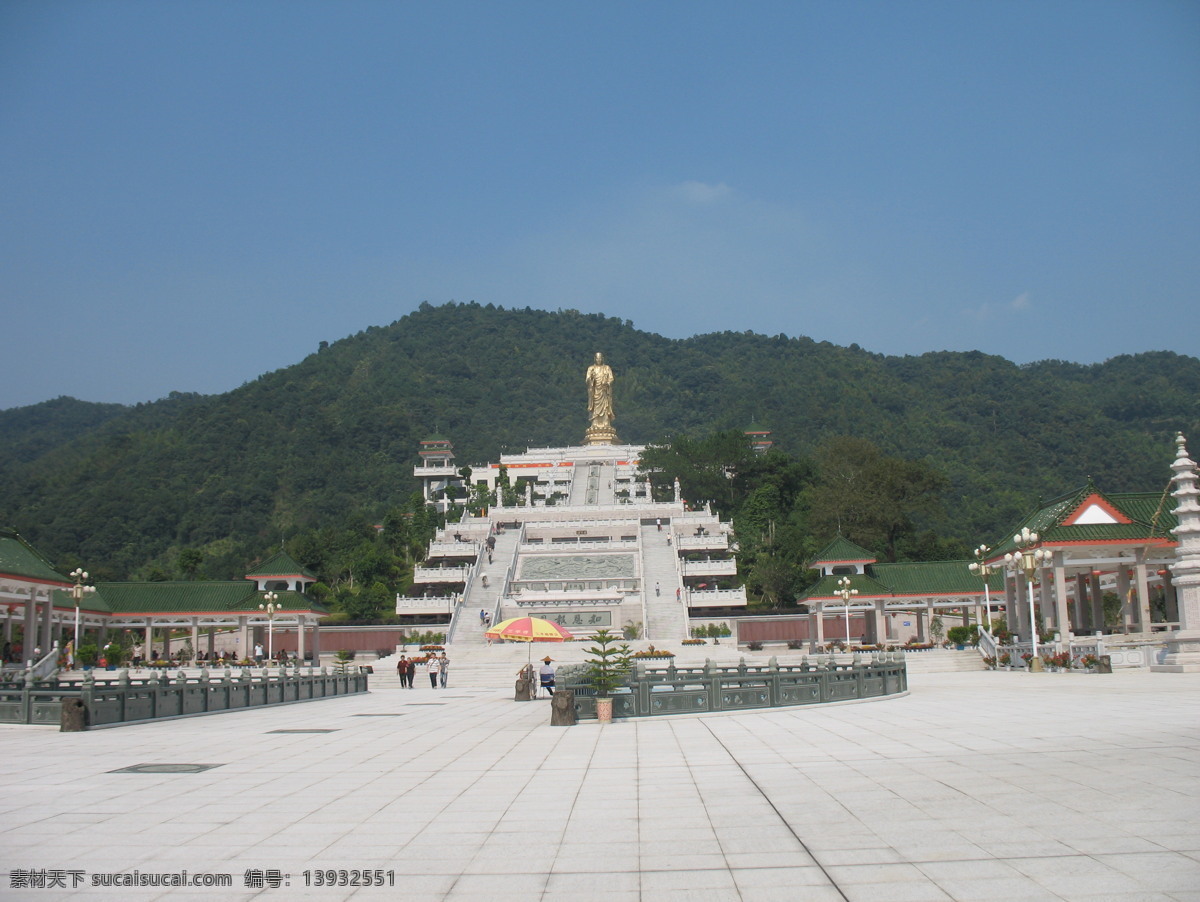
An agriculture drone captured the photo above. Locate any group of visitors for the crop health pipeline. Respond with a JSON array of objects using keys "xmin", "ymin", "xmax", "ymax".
[{"xmin": 395, "ymin": 652, "xmax": 450, "ymax": 689}]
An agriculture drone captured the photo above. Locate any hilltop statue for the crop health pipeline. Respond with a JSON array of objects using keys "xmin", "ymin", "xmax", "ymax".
[{"xmin": 584, "ymin": 352, "xmax": 619, "ymax": 445}]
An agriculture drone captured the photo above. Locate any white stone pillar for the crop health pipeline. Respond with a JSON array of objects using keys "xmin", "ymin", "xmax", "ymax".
[
  {"xmin": 1153, "ymin": 433, "xmax": 1200, "ymax": 671},
  {"xmin": 40, "ymin": 590, "xmax": 53, "ymax": 654},
  {"xmin": 1133, "ymin": 549, "xmax": 1152, "ymax": 631},
  {"xmin": 811, "ymin": 602, "xmax": 825, "ymax": 651},
  {"xmin": 1116, "ymin": 567, "xmax": 1132, "ymax": 633},
  {"xmin": 1004, "ymin": 570, "xmax": 1020, "ymax": 638},
  {"xmin": 296, "ymin": 616, "xmax": 306, "ymax": 662},
  {"xmin": 1075, "ymin": 573, "xmax": 1090, "ymax": 632},
  {"xmin": 1052, "ymin": 551, "xmax": 1071, "ymax": 639},
  {"xmin": 238, "ymin": 615, "xmax": 249, "ymax": 659},
  {"xmin": 144, "ymin": 621, "xmax": 153, "ymax": 659},
  {"xmin": 190, "ymin": 618, "xmax": 199, "ymax": 661},
  {"xmin": 1089, "ymin": 571, "xmax": 1105, "ymax": 631}
]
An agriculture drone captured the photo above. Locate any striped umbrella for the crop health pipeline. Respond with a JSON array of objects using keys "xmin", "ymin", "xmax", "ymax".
[{"xmin": 485, "ymin": 616, "xmax": 574, "ymax": 665}]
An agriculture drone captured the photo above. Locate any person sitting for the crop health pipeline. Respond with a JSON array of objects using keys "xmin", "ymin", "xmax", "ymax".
[{"xmin": 539, "ymin": 657, "xmax": 556, "ymax": 698}]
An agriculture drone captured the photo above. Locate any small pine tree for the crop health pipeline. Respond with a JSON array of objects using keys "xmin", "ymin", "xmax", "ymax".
[{"xmin": 584, "ymin": 629, "xmax": 632, "ymax": 698}]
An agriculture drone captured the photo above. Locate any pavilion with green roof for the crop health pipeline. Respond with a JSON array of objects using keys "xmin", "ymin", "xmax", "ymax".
[
  {"xmin": 1, "ymin": 527, "xmax": 72, "ymax": 662},
  {"xmin": 800, "ymin": 537, "xmax": 1004, "ymax": 649},
  {"xmin": 799, "ymin": 475, "xmax": 1183, "ymax": 650},
  {"xmin": 980, "ymin": 481, "xmax": 1179, "ymax": 644},
  {"xmin": 2, "ymin": 529, "xmax": 327, "ymax": 666}
]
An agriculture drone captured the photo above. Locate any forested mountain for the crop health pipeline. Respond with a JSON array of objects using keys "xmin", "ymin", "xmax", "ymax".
[{"xmin": 2, "ymin": 302, "xmax": 1197, "ymax": 586}]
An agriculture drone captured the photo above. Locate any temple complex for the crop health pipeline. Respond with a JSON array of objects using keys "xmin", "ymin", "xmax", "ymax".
[{"xmin": 404, "ymin": 353, "xmax": 745, "ymax": 642}]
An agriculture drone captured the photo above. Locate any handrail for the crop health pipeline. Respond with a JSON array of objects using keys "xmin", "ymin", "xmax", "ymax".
[
  {"xmin": 978, "ymin": 628, "xmax": 998, "ymax": 660},
  {"xmin": 29, "ymin": 641, "xmax": 60, "ymax": 681}
]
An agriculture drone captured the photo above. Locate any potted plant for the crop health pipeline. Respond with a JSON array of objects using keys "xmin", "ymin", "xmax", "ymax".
[
  {"xmin": 583, "ymin": 628, "xmax": 631, "ymax": 723},
  {"xmin": 946, "ymin": 625, "xmax": 977, "ymax": 649},
  {"xmin": 76, "ymin": 643, "xmax": 99, "ymax": 671}
]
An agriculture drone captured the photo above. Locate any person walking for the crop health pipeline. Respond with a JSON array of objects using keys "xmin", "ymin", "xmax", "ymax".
[
  {"xmin": 254, "ymin": 643, "xmax": 264, "ymax": 665},
  {"xmin": 655, "ymin": 581, "xmax": 661, "ymax": 597},
  {"xmin": 405, "ymin": 656, "xmax": 415, "ymax": 688},
  {"xmin": 439, "ymin": 652, "xmax": 450, "ymax": 688},
  {"xmin": 427, "ymin": 654, "xmax": 441, "ymax": 689},
  {"xmin": 397, "ymin": 655, "xmax": 409, "ymax": 686}
]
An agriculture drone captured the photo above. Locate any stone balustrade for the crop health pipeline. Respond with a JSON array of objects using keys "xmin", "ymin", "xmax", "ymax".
[
  {"xmin": 560, "ymin": 654, "xmax": 907, "ymax": 719},
  {"xmin": 0, "ymin": 666, "xmax": 369, "ymax": 727}
]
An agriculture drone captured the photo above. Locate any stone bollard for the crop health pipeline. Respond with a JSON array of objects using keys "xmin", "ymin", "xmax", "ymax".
[
  {"xmin": 515, "ymin": 668, "xmax": 534, "ymax": 701},
  {"xmin": 550, "ymin": 689, "xmax": 577, "ymax": 725},
  {"xmin": 60, "ymin": 697, "xmax": 88, "ymax": 732}
]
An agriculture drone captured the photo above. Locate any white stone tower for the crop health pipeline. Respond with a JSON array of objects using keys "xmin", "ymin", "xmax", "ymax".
[{"xmin": 1152, "ymin": 432, "xmax": 1200, "ymax": 672}]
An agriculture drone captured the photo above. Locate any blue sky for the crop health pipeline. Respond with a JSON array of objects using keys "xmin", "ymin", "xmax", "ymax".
[{"xmin": 2, "ymin": 1, "xmax": 1197, "ymax": 410}]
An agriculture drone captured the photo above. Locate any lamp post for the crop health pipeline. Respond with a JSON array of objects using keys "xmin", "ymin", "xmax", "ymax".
[
  {"xmin": 968, "ymin": 545, "xmax": 994, "ymax": 635},
  {"xmin": 835, "ymin": 576, "xmax": 858, "ymax": 651},
  {"xmin": 69, "ymin": 568, "xmax": 95, "ymax": 656},
  {"xmin": 1005, "ymin": 528, "xmax": 1053, "ymax": 672},
  {"xmin": 259, "ymin": 592, "xmax": 284, "ymax": 662}
]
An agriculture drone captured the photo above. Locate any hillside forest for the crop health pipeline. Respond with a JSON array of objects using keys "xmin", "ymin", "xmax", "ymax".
[{"xmin": 1, "ymin": 302, "xmax": 1196, "ymax": 619}]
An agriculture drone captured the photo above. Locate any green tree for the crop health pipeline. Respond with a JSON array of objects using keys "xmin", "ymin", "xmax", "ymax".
[
  {"xmin": 177, "ymin": 548, "xmax": 203, "ymax": 580},
  {"xmin": 808, "ymin": 437, "xmax": 947, "ymax": 561}
]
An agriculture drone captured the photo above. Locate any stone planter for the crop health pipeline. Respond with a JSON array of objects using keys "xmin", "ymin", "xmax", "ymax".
[{"xmin": 595, "ymin": 697, "xmax": 613, "ymax": 724}]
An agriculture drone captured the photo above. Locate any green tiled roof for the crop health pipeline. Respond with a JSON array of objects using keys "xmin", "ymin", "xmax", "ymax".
[
  {"xmin": 0, "ymin": 528, "xmax": 69, "ymax": 584},
  {"xmin": 989, "ymin": 486, "xmax": 1178, "ymax": 557},
  {"xmin": 801, "ymin": 560, "xmax": 1002, "ymax": 602},
  {"xmin": 804, "ymin": 573, "xmax": 893, "ymax": 600},
  {"xmin": 50, "ymin": 587, "xmax": 113, "ymax": 614},
  {"xmin": 245, "ymin": 551, "xmax": 317, "ymax": 580},
  {"xmin": 57, "ymin": 583, "xmax": 327, "ymax": 616},
  {"xmin": 871, "ymin": 561, "xmax": 1004, "ymax": 596},
  {"xmin": 808, "ymin": 536, "xmax": 877, "ymax": 567}
]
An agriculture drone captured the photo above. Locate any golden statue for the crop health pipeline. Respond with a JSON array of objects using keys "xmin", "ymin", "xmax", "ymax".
[{"xmin": 584, "ymin": 352, "xmax": 619, "ymax": 445}]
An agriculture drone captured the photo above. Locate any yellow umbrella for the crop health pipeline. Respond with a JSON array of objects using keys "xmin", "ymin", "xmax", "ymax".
[{"xmin": 485, "ymin": 616, "xmax": 574, "ymax": 666}]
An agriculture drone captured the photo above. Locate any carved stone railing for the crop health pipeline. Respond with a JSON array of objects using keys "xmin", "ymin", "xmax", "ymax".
[
  {"xmin": 680, "ymin": 560, "xmax": 738, "ymax": 576},
  {"xmin": 413, "ymin": 566, "xmax": 472, "ymax": 583},
  {"xmin": 686, "ymin": 587, "xmax": 748, "ymax": 607},
  {"xmin": 560, "ymin": 654, "xmax": 907, "ymax": 720},
  {"xmin": 0, "ymin": 666, "xmax": 369, "ymax": 727}
]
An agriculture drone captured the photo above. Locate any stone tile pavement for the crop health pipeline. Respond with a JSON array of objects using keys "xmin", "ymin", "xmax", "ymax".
[{"xmin": 0, "ymin": 669, "xmax": 1197, "ymax": 901}]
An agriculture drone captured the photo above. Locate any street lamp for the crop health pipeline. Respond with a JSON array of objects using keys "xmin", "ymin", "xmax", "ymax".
[
  {"xmin": 1004, "ymin": 528, "xmax": 1053, "ymax": 672},
  {"xmin": 69, "ymin": 568, "xmax": 95, "ymax": 657},
  {"xmin": 968, "ymin": 545, "xmax": 994, "ymax": 635},
  {"xmin": 835, "ymin": 576, "xmax": 858, "ymax": 651},
  {"xmin": 259, "ymin": 592, "xmax": 285, "ymax": 662}
]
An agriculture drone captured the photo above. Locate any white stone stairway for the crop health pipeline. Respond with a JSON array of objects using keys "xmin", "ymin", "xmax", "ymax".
[
  {"xmin": 451, "ymin": 529, "xmax": 520, "ymax": 645},
  {"xmin": 901, "ymin": 649, "xmax": 987, "ymax": 674},
  {"xmin": 640, "ymin": 524, "xmax": 687, "ymax": 641}
]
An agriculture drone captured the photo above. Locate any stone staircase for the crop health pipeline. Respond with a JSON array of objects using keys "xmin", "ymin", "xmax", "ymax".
[
  {"xmin": 640, "ymin": 524, "xmax": 687, "ymax": 641},
  {"xmin": 900, "ymin": 649, "xmax": 987, "ymax": 674},
  {"xmin": 452, "ymin": 529, "xmax": 520, "ymax": 644}
]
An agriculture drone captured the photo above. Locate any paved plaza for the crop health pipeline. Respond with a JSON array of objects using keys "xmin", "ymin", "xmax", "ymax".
[{"xmin": 1, "ymin": 669, "xmax": 1197, "ymax": 902}]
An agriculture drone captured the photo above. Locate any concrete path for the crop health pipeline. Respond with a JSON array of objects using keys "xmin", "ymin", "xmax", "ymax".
[{"xmin": 1, "ymin": 670, "xmax": 1197, "ymax": 901}]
